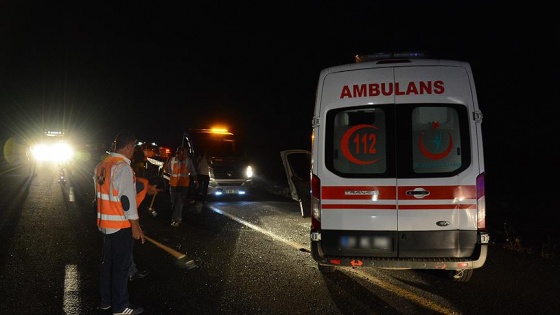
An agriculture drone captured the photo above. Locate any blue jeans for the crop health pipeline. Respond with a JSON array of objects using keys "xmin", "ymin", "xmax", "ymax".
[{"xmin": 100, "ymin": 228, "xmax": 133, "ymax": 312}]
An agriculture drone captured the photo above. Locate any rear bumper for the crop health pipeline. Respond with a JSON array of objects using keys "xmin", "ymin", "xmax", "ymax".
[{"xmin": 311, "ymin": 232, "xmax": 489, "ymax": 271}]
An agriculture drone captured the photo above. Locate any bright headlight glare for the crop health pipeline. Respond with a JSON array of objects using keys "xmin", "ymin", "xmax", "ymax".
[
  {"xmin": 30, "ymin": 142, "xmax": 74, "ymax": 162},
  {"xmin": 245, "ymin": 165, "xmax": 253, "ymax": 178}
]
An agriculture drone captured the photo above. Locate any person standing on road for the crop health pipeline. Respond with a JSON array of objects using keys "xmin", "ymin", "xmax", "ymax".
[
  {"xmin": 196, "ymin": 150, "xmax": 211, "ymax": 204},
  {"xmin": 165, "ymin": 146, "xmax": 197, "ymax": 227},
  {"xmin": 94, "ymin": 131, "xmax": 144, "ymax": 315}
]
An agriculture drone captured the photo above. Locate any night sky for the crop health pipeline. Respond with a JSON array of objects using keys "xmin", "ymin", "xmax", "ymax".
[{"xmin": 1, "ymin": 2, "xmax": 558, "ymax": 203}]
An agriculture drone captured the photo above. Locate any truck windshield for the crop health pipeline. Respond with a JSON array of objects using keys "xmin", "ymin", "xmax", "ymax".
[{"xmin": 184, "ymin": 131, "xmax": 239, "ymax": 158}]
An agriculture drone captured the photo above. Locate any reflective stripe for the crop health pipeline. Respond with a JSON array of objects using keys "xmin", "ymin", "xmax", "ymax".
[
  {"xmin": 96, "ymin": 191, "xmax": 120, "ymax": 202},
  {"xmin": 97, "ymin": 213, "xmax": 127, "ymax": 221}
]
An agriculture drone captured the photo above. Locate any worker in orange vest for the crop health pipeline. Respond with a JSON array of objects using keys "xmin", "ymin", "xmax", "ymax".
[
  {"xmin": 94, "ymin": 131, "xmax": 144, "ymax": 314},
  {"xmin": 165, "ymin": 146, "xmax": 197, "ymax": 227}
]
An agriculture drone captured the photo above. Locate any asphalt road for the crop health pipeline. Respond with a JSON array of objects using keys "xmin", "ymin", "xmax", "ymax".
[{"xmin": 1, "ymin": 159, "xmax": 559, "ymax": 315}]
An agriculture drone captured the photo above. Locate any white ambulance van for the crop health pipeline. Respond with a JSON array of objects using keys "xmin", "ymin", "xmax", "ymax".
[{"xmin": 310, "ymin": 52, "xmax": 489, "ymax": 282}]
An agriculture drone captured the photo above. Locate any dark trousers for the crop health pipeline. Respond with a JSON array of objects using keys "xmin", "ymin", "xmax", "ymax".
[
  {"xmin": 197, "ymin": 174, "xmax": 210, "ymax": 202},
  {"xmin": 100, "ymin": 227, "xmax": 133, "ymax": 312},
  {"xmin": 170, "ymin": 185, "xmax": 188, "ymax": 222}
]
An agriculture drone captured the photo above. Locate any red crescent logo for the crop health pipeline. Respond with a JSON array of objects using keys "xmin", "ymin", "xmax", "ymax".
[
  {"xmin": 340, "ymin": 124, "xmax": 380, "ymax": 165},
  {"xmin": 419, "ymin": 131, "xmax": 453, "ymax": 160}
]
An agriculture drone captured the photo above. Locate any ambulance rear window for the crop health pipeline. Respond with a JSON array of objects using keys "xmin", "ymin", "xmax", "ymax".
[
  {"xmin": 409, "ymin": 106, "xmax": 467, "ymax": 174},
  {"xmin": 325, "ymin": 103, "xmax": 470, "ymax": 178},
  {"xmin": 325, "ymin": 106, "xmax": 394, "ymax": 178}
]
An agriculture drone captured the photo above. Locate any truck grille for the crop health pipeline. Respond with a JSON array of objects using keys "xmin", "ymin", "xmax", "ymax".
[{"xmin": 212, "ymin": 165, "xmax": 245, "ymax": 180}]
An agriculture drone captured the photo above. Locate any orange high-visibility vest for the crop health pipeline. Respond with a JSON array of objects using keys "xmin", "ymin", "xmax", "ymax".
[
  {"xmin": 95, "ymin": 156, "xmax": 134, "ymax": 229},
  {"xmin": 168, "ymin": 157, "xmax": 190, "ymax": 187}
]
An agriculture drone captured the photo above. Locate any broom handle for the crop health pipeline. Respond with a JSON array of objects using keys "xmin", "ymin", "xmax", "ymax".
[
  {"xmin": 148, "ymin": 191, "xmax": 158, "ymax": 208},
  {"xmin": 144, "ymin": 235, "xmax": 186, "ymax": 259}
]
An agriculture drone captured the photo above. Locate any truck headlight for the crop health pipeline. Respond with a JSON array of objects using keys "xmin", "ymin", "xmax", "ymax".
[
  {"xmin": 30, "ymin": 142, "xmax": 74, "ymax": 163},
  {"xmin": 245, "ymin": 165, "xmax": 253, "ymax": 178}
]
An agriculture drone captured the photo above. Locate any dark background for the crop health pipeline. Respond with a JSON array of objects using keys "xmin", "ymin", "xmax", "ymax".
[{"xmin": 1, "ymin": 1, "xmax": 558, "ymax": 225}]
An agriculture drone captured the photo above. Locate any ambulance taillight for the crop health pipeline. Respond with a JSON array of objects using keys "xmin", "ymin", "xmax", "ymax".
[
  {"xmin": 311, "ymin": 174, "xmax": 321, "ymax": 230},
  {"xmin": 477, "ymin": 172, "xmax": 486, "ymax": 230}
]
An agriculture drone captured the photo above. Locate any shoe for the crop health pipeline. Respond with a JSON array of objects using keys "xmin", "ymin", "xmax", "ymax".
[
  {"xmin": 129, "ymin": 270, "xmax": 150, "ymax": 281},
  {"xmin": 113, "ymin": 306, "xmax": 144, "ymax": 315},
  {"xmin": 171, "ymin": 221, "xmax": 180, "ymax": 227},
  {"xmin": 98, "ymin": 302, "xmax": 111, "ymax": 310}
]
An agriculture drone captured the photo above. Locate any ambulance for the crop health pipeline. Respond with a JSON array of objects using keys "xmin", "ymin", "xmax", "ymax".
[{"xmin": 309, "ymin": 52, "xmax": 489, "ymax": 282}]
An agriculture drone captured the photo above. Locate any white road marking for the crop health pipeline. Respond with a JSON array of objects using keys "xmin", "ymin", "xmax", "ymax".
[{"xmin": 63, "ymin": 264, "xmax": 82, "ymax": 314}]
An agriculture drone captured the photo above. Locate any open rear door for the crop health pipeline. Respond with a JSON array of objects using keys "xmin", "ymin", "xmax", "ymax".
[{"xmin": 280, "ymin": 150, "xmax": 311, "ymax": 217}]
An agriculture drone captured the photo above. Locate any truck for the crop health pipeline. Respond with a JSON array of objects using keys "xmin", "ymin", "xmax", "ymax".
[{"xmin": 147, "ymin": 128, "xmax": 254, "ymax": 197}]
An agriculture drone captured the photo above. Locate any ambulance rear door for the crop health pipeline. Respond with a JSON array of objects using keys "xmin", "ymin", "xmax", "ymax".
[
  {"xmin": 318, "ymin": 66, "xmax": 399, "ymax": 258},
  {"xmin": 392, "ymin": 64, "xmax": 480, "ymax": 258}
]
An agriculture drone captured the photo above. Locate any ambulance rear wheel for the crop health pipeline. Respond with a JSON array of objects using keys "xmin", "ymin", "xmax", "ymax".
[
  {"xmin": 311, "ymin": 242, "xmax": 336, "ymax": 273},
  {"xmin": 449, "ymin": 269, "xmax": 473, "ymax": 282}
]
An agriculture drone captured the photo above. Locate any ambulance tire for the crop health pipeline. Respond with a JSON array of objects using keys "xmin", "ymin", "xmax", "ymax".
[
  {"xmin": 449, "ymin": 269, "xmax": 473, "ymax": 282},
  {"xmin": 311, "ymin": 242, "xmax": 336, "ymax": 273},
  {"xmin": 310, "ymin": 240, "xmax": 324, "ymax": 261}
]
